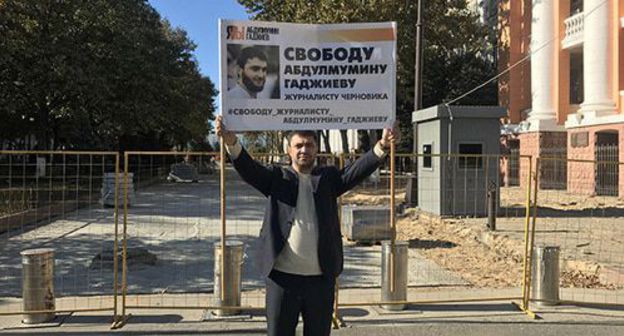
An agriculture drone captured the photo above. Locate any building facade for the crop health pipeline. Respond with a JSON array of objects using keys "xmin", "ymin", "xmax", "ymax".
[{"xmin": 499, "ymin": 0, "xmax": 624, "ymax": 195}]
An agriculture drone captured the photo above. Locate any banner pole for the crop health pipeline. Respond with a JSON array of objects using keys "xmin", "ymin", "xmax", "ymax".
[
  {"xmin": 390, "ymin": 139, "xmax": 396, "ymax": 293},
  {"xmin": 333, "ymin": 153, "xmax": 346, "ymax": 329},
  {"xmin": 220, "ymin": 139, "xmax": 226, "ymax": 303}
]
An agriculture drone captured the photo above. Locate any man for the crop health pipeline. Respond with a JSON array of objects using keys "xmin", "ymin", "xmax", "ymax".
[
  {"xmin": 228, "ymin": 46, "xmax": 268, "ymax": 99},
  {"xmin": 216, "ymin": 116, "xmax": 399, "ymax": 336}
]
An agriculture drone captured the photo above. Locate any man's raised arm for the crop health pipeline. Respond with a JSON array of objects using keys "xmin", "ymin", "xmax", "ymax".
[
  {"xmin": 336, "ymin": 124, "xmax": 400, "ymax": 196},
  {"xmin": 216, "ymin": 116, "xmax": 274, "ymax": 196}
]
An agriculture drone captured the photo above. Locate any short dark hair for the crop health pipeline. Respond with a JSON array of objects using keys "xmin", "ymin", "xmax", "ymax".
[
  {"xmin": 237, "ymin": 46, "xmax": 268, "ymax": 68},
  {"xmin": 287, "ymin": 130, "xmax": 318, "ymax": 145}
]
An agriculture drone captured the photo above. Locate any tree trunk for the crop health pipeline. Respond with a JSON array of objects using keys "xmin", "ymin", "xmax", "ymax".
[
  {"xmin": 358, "ymin": 130, "xmax": 370, "ymax": 152},
  {"xmin": 322, "ymin": 130, "xmax": 331, "ymax": 153},
  {"xmin": 368, "ymin": 129, "xmax": 379, "ymax": 148},
  {"xmin": 340, "ymin": 130, "xmax": 349, "ymax": 153}
]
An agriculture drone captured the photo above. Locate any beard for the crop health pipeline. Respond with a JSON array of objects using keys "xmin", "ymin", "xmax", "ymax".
[{"xmin": 242, "ymin": 75, "xmax": 265, "ymax": 93}]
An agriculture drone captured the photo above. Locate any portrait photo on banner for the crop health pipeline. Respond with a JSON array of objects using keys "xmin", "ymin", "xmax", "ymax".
[{"xmin": 226, "ymin": 44, "xmax": 280, "ymax": 99}]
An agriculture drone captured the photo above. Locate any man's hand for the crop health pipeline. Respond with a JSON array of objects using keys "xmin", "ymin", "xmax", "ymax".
[
  {"xmin": 379, "ymin": 122, "xmax": 400, "ymax": 149},
  {"xmin": 216, "ymin": 116, "xmax": 237, "ymax": 146}
]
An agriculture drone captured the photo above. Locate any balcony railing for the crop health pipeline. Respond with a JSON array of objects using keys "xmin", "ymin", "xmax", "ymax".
[{"xmin": 562, "ymin": 12, "xmax": 584, "ymax": 49}]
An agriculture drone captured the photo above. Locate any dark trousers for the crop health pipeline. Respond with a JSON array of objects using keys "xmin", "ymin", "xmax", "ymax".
[{"xmin": 266, "ymin": 270, "xmax": 335, "ymax": 336}]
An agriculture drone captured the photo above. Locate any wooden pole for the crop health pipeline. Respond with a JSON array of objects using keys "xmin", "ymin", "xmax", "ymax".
[
  {"xmin": 219, "ymin": 140, "xmax": 227, "ymax": 303},
  {"xmin": 333, "ymin": 153, "xmax": 345, "ymax": 328},
  {"xmin": 389, "ymin": 140, "xmax": 396, "ymax": 293}
]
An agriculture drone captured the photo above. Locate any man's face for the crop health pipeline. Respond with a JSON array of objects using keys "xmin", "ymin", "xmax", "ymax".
[
  {"xmin": 288, "ymin": 134, "xmax": 318, "ymax": 172},
  {"xmin": 240, "ymin": 57, "xmax": 267, "ymax": 93}
]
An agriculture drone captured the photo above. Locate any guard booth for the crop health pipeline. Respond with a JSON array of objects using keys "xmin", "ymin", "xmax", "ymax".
[{"xmin": 412, "ymin": 105, "xmax": 506, "ymax": 216}]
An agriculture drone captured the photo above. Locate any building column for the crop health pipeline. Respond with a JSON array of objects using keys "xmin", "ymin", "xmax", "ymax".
[
  {"xmin": 580, "ymin": 0, "xmax": 616, "ymax": 118},
  {"xmin": 519, "ymin": 0, "xmax": 567, "ymax": 191},
  {"xmin": 524, "ymin": 0, "xmax": 560, "ymax": 132}
]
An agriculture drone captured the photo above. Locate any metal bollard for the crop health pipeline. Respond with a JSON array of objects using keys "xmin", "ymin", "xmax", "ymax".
[
  {"xmin": 381, "ymin": 241, "xmax": 409, "ymax": 311},
  {"xmin": 531, "ymin": 245, "xmax": 560, "ymax": 306},
  {"xmin": 21, "ymin": 248, "xmax": 55, "ymax": 324},
  {"xmin": 213, "ymin": 240, "xmax": 245, "ymax": 316},
  {"xmin": 487, "ymin": 181, "xmax": 496, "ymax": 231}
]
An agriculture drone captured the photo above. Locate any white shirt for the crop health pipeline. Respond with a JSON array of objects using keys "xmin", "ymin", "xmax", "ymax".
[{"xmin": 273, "ymin": 172, "xmax": 322, "ymax": 275}]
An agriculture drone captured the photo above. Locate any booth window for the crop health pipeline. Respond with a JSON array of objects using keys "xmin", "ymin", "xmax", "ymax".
[
  {"xmin": 423, "ymin": 144, "xmax": 432, "ymax": 168},
  {"xmin": 458, "ymin": 143, "xmax": 483, "ymax": 169}
]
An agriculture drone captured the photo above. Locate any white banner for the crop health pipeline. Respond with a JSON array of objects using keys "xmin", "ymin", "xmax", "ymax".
[{"xmin": 219, "ymin": 20, "xmax": 396, "ymax": 131}]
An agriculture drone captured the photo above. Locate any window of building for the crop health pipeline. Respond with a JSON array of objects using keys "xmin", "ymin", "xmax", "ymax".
[
  {"xmin": 458, "ymin": 143, "xmax": 483, "ymax": 169},
  {"xmin": 423, "ymin": 144, "xmax": 432, "ymax": 169},
  {"xmin": 571, "ymin": 0, "xmax": 583, "ymax": 15},
  {"xmin": 570, "ymin": 52, "xmax": 584, "ymax": 104}
]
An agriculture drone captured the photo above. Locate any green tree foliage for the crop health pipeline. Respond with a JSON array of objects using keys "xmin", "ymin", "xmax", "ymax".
[
  {"xmin": 0, "ymin": 0, "xmax": 217, "ymax": 150},
  {"xmin": 238, "ymin": 0, "xmax": 497, "ymax": 151}
]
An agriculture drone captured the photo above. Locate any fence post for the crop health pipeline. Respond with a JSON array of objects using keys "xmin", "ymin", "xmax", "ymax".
[
  {"xmin": 119, "ymin": 152, "xmax": 129, "ymax": 326},
  {"xmin": 112, "ymin": 154, "xmax": 120, "ymax": 324},
  {"xmin": 521, "ymin": 157, "xmax": 534, "ymax": 312}
]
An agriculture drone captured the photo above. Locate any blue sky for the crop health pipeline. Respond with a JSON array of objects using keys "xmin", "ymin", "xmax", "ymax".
[{"xmin": 149, "ymin": 0, "xmax": 250, "ymax": 85}]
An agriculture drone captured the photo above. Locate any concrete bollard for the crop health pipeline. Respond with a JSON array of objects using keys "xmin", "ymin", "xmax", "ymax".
[
  {"xmin": 21, "ymin": 248, "xmax": 55, "ymax": 324},
  {"xmin": 381, "ymin": 241, "xmax": 409, "ymax": 311},
  {"xmin": 213, "ymin": 240, "xmax": 245, "ymax": 316},
  {"xmin": 531, "ymin": 245, "xmax": 560, "ymax": 306}
]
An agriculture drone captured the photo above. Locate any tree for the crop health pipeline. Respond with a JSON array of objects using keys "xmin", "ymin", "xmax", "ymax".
[
  {"xmin": 0, "ymin": 0, "xmax": 217, "ymax": 150},
  {"xmin": 238, "ymin": 0, "xmax": 497, "ymax": 152}
]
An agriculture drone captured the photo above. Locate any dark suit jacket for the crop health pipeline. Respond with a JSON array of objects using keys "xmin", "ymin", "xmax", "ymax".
[{"xmin": 231, "ymin": 147, "xmax": 385, "ymax": 279}]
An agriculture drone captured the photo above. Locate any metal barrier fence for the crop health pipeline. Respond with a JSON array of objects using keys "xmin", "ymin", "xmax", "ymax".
[
  {"xmin": 119, "ymin": 151, "xmax": 221, "ymax": 317},
  {"xmin": 1, "ymin": 150, "xmax": 537, "ymax": 326},
  {"xmin": 0, "ymin": 151, "xmax": 120, "ymax": 321},
  {"xmin": 334, "ymin": 153, "xmax": 534, "ymax": 319},
  {"xmin": 117, "ymin": 151, "xmax": 535, "ymax": 325},
  {"xmin": 116, "ymin": 151, "xmax": 338, "ymax": 322},
  {"xmin": 6, "ymin": 149, "xmax": 624, "ymax": 327},
  {"xmin": 531, "ymin": 157, "xmax": 624, "ymax": 307}
]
